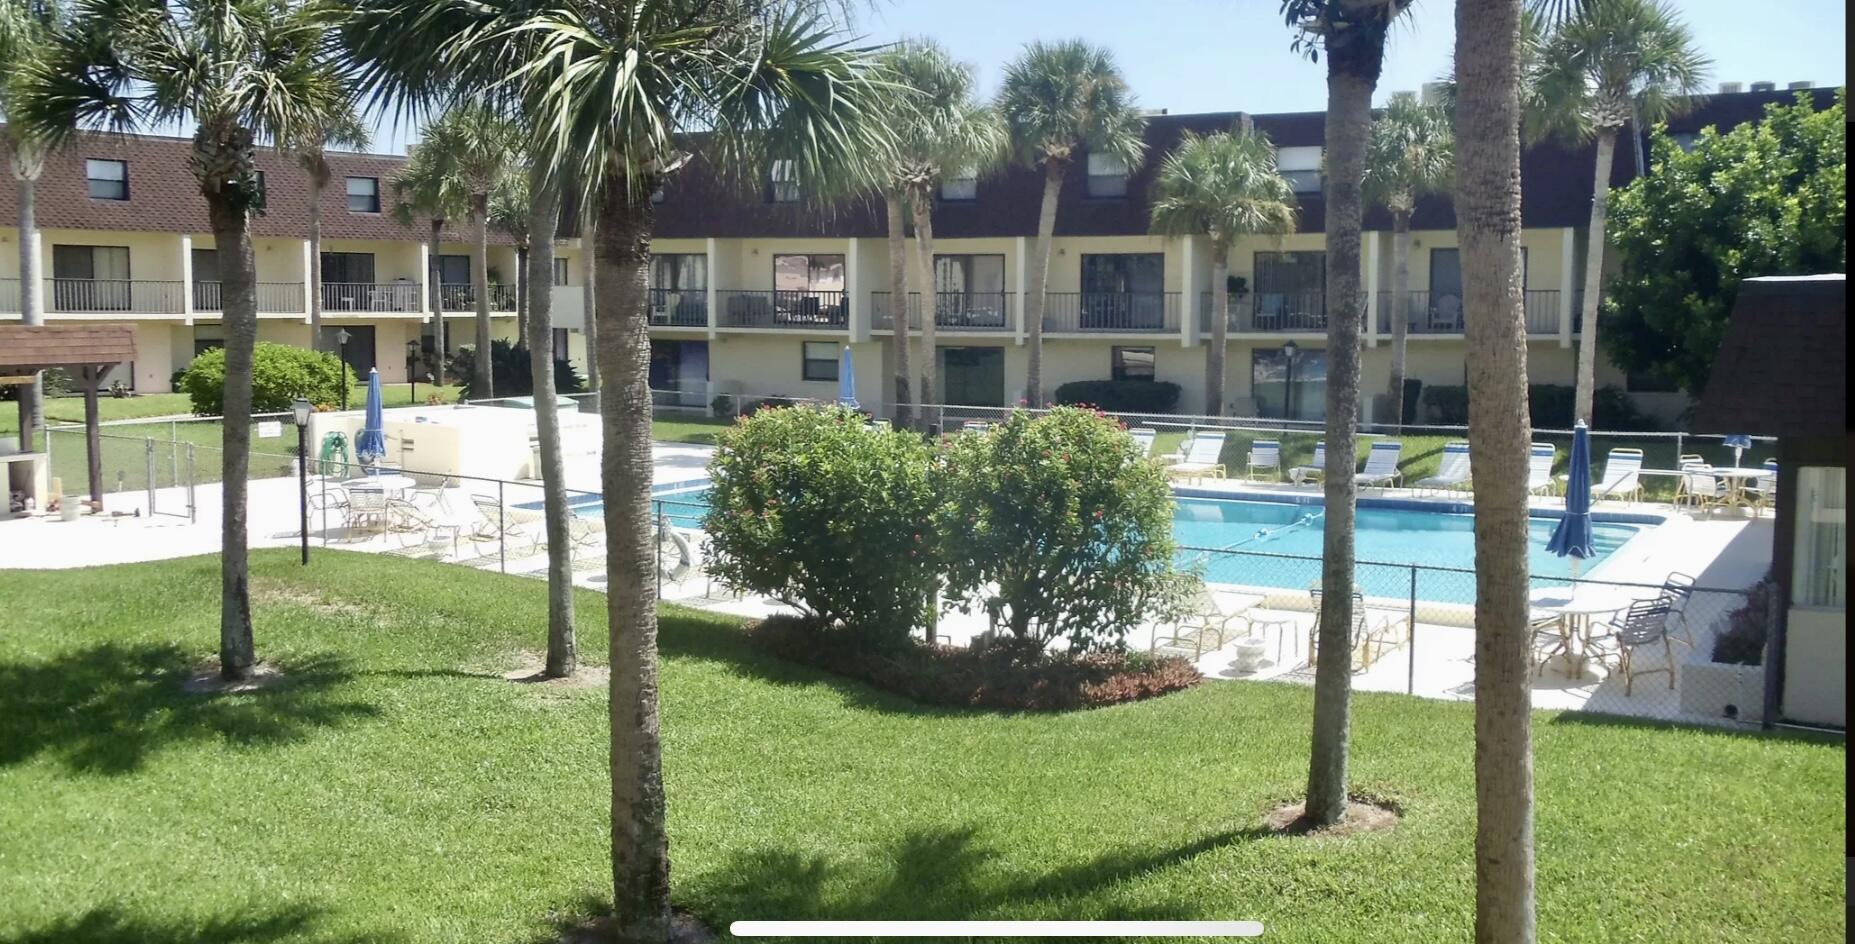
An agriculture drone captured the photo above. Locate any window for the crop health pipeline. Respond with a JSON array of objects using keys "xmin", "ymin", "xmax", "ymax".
[
  {"xmin": 50, "ymin": 245, "xmax": 131, "ymax": 311},
  {"xmin": 941, "ymin": 166, "xmax": 978, "ymax": 201},
  {"xmin": 801, "ymin": 341, "xmax": 839, "ymax": 382},
  {"xmin": 1252, "ymin": 346, "xmax": 1327, "ymax": 421},
  {"xmin": 254, "ymin": 170, "xmax": 266, "ymax": 199},
  {"xmin": 86, "ymin": 159, "xmax": 128, "ymax": 200},
  {"xmin": 346, "ymin": 176, "xmax": 381, "ymax": 213},
  {"xmin": 551, "ymin": 258, "xmax": 571, "ymax": 286},
  {"xmin": 651, "ymin": 254, "xmax": 708, "ymax": 291},
  {"xmin": 767, "ymin": 160, "xmax": 799, "ymax": 203},
  {"xmin": 1793, "ymin": 467, "xmax": 1846, "ymax": 608},
  {"xmin": 1276, "ymin": 145, "xmax": 1322, "ymax": 194},
  {"xmin": 933, "ymin": 254, "xmax": 1005, "ymax": 296},
  {"xmin": 1080, "ymin": 253, "xmax": 1166, "ymax": 329},
  {"xmin": 1112, "ymin": 346, "xmax": 1156, "ymax": 381},
  {"xmin": 552, "ymin": 328, "xmax": 571, "ymax": 364},
  {"xmin": 772, "ymin": 254, "xmax": 844, "ymax": 293},
  {"xmin": 192, "ymin": 323, "xmax": 225, "ymax": 359},
  {"xmin": 1086, "ymin": 152, "xmax": 1128, "ymax": 197},
  {"xmin": 1252, "ymin": 251, "xmax": 1326, "ymax": 326}
]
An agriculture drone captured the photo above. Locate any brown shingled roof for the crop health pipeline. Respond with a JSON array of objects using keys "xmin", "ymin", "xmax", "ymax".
[
  {"xmin": 1691, "ymin": 275, "xmax": 1847, "ymax": 438},
  {"xmin": 0, "ymin": 324, "xmax": 137, "ymax": 374}
]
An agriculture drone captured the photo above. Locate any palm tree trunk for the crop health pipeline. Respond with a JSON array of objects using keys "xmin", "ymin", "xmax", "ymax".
[
  {"xmin": 13, "ymin": 153, "xmax": 44, "ymax": 452},
  {"xmin": 594, "ymin": 179, "xmax": 671, "ymax": 940},
  {"xmin": 1455, "ymin": 0, "xmax": 1538, "ymax": 939},
  {"xmin": 884, "ymin": 190, "xmax": 912, "ymax": 429},
  {"xmin": 199, "ymin": 133, "xmax": 259, "ymax": 683},
  {"xmin": 526, "ymin": 173, "xmax": 576, "ymax": 679},
  {"xmin": 1386, "ymin": 209, "xmax": 1413, "ymax": 430},
  {"xmin": 429, "ymin": 219, "xmax": 447, "ymax": 386},
  {"xmin": 1024, "ymin": 160, "xmax": 1063, "ymax": 407},
  {"xmin": 471, "ymin": 194, "xmax": 493, "ymax": 398},
  {"xmin": 308, "ymin": 170, "xmax": 324, "ymax": 351},
  {"xmin": 581, "ymin": 201, "xmax": 599, "ymax": 393},
  {"xmin": 515, "ymin": 245, "xmax": 530, "ymax": 350},
  {"xmin": 1573, "ymin": 127, "xmax": 1617, "ymax": 426},
  {"xmin": 1305, "ymin": 53, "xmax": 1380, "ymax": 830},
  {"xmin": 909, "ymin": 187, "xmax": 938, "ymax": 427},
  {"xmin": 1206, "ymin": 245, "xmax": 1229, "ymax": 415}
]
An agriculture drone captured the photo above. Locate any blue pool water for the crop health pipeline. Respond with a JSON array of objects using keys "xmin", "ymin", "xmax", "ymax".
[
  {"xmin": 1174, "ymin": 495, "xmax": 1647, "ymax": 604},
  {"xmin": 553, "ymin": 483, "xmax": 710, "ymax": 529}
]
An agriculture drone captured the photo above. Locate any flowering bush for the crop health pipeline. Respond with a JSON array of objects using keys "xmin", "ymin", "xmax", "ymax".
[
  {"xmin": 704, "ymin": 405, "xmax": 941, "ymax": 646},
  {"xmin": 938, "ymin": 406, "xmax": 1189, "ymax": 652}
]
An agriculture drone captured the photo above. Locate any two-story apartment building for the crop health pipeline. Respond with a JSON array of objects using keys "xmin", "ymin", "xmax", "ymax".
[{"xmin": 2, "ymin": 84, "xmax": 1833, "ymax": 421}]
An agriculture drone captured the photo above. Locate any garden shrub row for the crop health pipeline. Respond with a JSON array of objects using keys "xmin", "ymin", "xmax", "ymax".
[
  {"xmin": 1052, "ymin": 379, "xmax": 1182, "ymax": 414},
  {"xmin": 1420, "ymin": 382, "xmax": 1662, "ymax": 430},
  {"xmin": 178, "ymin": 343, "xmax": 353, "ymax": 416}
]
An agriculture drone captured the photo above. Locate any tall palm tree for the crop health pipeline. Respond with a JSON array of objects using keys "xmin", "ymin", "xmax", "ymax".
[
  {"xmin": 390, "ymin": 143, "xmax": 468, "ymax": 385},
  {"xmin": 14, "ymin": 0, "xmax": 345, "ymax": 682},
  {"xmin": 1279, "ymin": 0, "xmax": 1403, "ymax": 830},
  {"xmin": 579, "ymin": 196, "xmax": 597, "ymax": 393},
  {"xmin": 877, "ymin": 39, "xmax": 1003, "ymax": 426},
  {"xmin": 419, "ymin": 102, "xmax": 520, "ymax": 398},
  {"xmin": 1530, "ymin": 0, "xmax": 1708, "ymax": 424},
  {"xmin": 1150, "ymin": 123, "xmax": 1298, "ymax": 415},
  {"xmin": 519, "ymin": 157, "xmax": 577, "ymax": 680},
  {"xmin": 0, "ymin": 0, "xmax": 62, "ymax": 452},
  {"xmin": 1456, "ymin": 0, "xmax": 1538, "ymax": 938},
  {"xmin": 996, "ymin": 40, "xmax": 1145, "ymax": 407},
  {"xmin": 345, "ymin": 2, "xmax": 891, "ymax": 935},
  {"xmin": 290, "ymin": 101, "xmax": 369, "ymax": 353},
  {"xmin": 1364, "ymin": 95, "xmax": 1453, "ymax": 430},
  {"xmin": 488, "ymin": 165, "xmax": 532, "ymax": 348}
]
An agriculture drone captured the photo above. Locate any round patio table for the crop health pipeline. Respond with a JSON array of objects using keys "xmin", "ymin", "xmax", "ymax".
[
  {"xmin": 1708, "ymin": 467, "xmax": 1774, "ymax": 512},
  {"xmin": 341, "ymin": 474, "xmax": 418, "ymax": 497},
  {"xmin": 1528, "ymin": 584, "xmax": 1651, "ymax": 677}
]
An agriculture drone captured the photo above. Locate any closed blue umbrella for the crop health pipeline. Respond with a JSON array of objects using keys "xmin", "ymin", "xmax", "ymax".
[
  {"xmin": 355, "ymin": 367, "xmax": 386, "ymax": 465},
  {"xmin": 1547, "ymin": 421, "xmax": 1596, "ymax": 576},
  {"xmin": 836, "ymin": 345, "xmax": 859, "ymax": 410}
]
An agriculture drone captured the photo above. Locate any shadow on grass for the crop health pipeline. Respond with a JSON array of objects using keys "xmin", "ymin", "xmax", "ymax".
[
  {"xmin": 1, "ymin": 903, "xmax": 402, "ymax": 944},
  {"xmin": 538, "ymin": 825, "xmax": 1267, "ymax": 938},
  {"xmin": 1547, "ymin": 708, "xmax": 1845, "ymax": 745},
  {"xmin": 0, "ymin": 642, "xmax": 379, "ymax": 776}
]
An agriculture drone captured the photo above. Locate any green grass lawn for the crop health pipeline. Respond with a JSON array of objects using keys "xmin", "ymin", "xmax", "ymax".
[
  {"xmin": 652, "ymin": 414, "xmax": 734, "ymax": 445},
  {"xmin": 0, "ymin": 551, "xmax": 1841, "ymax": 943}
]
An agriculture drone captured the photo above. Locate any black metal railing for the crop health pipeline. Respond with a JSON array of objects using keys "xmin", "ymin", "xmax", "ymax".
[
  {"xmin": 1372, "ymin": 289, "xmax": 1566, "ymax": 335},
  {"xmin": 193, "ymin": 281, "xmax": 306, "ymax": 314},
  {"xmin": 870, "ymin": 291, "xmax": 1014, "ymax": 331},
  {"xmin": 1042, "ymin": 292, "xmax": 1180, "ymax": 333},
  {"xmin": 649, "ymin": 288, "xmax": 709, "ymax": 326},
  {"xmin": 716, "ymin": 290, "xmax": 848, "ymax": 329}
]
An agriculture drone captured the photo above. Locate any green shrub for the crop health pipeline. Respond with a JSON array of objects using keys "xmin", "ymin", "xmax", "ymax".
[
  {"xmin": 1711, "ymin": 577, "xmax": 1778, "ymax": 666},
  {"xmin": 1422, "ymin": 384, "xmax": 1469, "ymax": 425},
  {"xmin": 1052, "ymin": 379, "xmax": 1182, "ymax": 414},
  {"xmin": 449, "ymin": 340, "xmax": 585, "ymax": 400},
  {"xmin": 0, "ymin": 367, "xmax": 69, "ymax": 402},
  {"xmin": 704, "ymin": 404, "xmax": 941, "ymax": 645},
  {"xmin": 178, "ymin": 343, "xmax": 351, "ymax": 416},
  {"xmin": 1528, "ymin": 384, "xmax": 1576, "ymax": 428},
  {"xmin": 939, "ymin": 406, "xmax": 1189, "ymax": 652},
  {"xmin": 1422, "ymin": 382, "xmax": 1661, "ymax": 431}
]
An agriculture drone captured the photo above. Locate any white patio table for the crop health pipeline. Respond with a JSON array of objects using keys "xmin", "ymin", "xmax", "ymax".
[
  {"xmin": 1708, "ymin": 467, "xmax": 1774, "ymax": 512},
  {"xmin": 1528, "ymin": 583, "xmax": 1654, "ymax": 677}
]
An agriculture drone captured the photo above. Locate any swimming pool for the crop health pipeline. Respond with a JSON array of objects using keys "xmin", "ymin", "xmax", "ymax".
[
  {"xmin": 1174, "ymin": 494, "xmax": 1651, "ymax": 603},
  {"xmin": 547, "ymin": 482, "xmax": 710, "ymax": 530}
]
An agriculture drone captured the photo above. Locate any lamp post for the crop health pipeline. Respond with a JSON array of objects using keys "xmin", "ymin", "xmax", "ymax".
[
  {"xmin": 337, "ymin": 328, "xmax": 352, "ymax": 411},
  {"xmin": 406, "ymin": 339, "xmax": 421, "ymax": 404},
  {"xmin": 292, "ymin": 397, "xmax": 313, "ymax": 565},
  {"xmin": 1281, "ymin": 340, "xmax": 1299, "ymax": 420}
]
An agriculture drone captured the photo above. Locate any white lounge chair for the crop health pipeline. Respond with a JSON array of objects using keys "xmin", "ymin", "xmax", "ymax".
[
  {"xmin": 1127, "ymin": 427, "xmax": 1158, "ymax": 458},
  {"xmin": 1167, "ymin": 431, "xmax": 1228, "ymax": 482},
  {"xmin": 1289, "ymin": 440, "xmax": 1325, "ymax": 486},
  {"xmin": 1590, "ymin": 447, "xmax": 1644, "ymax": 502},
  {"xmin": 1526, "ymin": 443, "xmax": 1557, "ymax": 496},
  {"xmin": 1414, "ymin": 440, "xmax": 1472, "ymax": 494},
  {"xmin": 1675, "ymin": 462, "xmax": 1725, "ymax": 513},
  {"xmin": 1246, "ymin": 439, "xmax": 1282, "ymax": 481},
  {"xmin": 1150, "ymin": 577, "xmax": 1254, "ymax": 659},
  {"xmin": 1355, "ymin": 441, "xmax": 1403, "ymax": 489}
]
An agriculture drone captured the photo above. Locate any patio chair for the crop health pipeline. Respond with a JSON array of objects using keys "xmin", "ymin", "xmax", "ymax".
[
  {"xmin": 344, "ymin": 487, "xmax": 391, "ymax": 538},
  {"xmin": 1288, "ymin": 441, "xmax": 1325, "ymax": 486},
  {"xmin": 1414, "ymin": 441, "xmax": 1472, "ymax": 494},
  {"xmin": 1245, "ymin": 440, "xmax": 1282, "ymax": 481},
  {"xmin": 1150, "ymin": 577, "xmax": 1253, "ymax": 660},
  {"xmin": 469, "ymin": 493, "xmax": 539, "ymax": 555},
  {"xmin": 1741, "ymin": 459, "xmax": 1778, "ymax": 516},
  {"xmin": 1587, "ymin": 595, "xmax": 1682, "ymax": 696},
  {"xmin": 1590, "ymin": 448, "xmax": 1645, "ymax": 502},
  {"xmin": 1675, "ymin": 462, "xmax": 1726, "ymax": 514},
  {"xmin": 1355, "ymin": 441, "xmax": 1403, "ymax": 489},
  {"xmin": 408, "ymin": 474, "xmax": 455, "ymax": 514},
  {"xmin": 1526, "ymin": 443, "xmax": 1558, "ymax": 496},
  {"xmin": 1127, "ymin": 427, "xmax": 1158, "ymax": 458},
  {"xmin": 1166, "ymin": 431, "xmax": 1228, "ymax": 483},
  {"xmin": 388, "ymin": 498, "xmax": 462, "ymax": 557},
  {"xmin": 1307, "ymin": 588, "xmax": 1408, "ymax": 673},
  {"xmin": 307, "ymin": 485, "xmax": 348, "ymax": 527},
  {"xmin": 1660, "ymin": 571, "xmax": 1700, "ymax": 648},
  {"xmin": 1528, "ymin": 612, "xmax": 1575, "ymax": 677}
]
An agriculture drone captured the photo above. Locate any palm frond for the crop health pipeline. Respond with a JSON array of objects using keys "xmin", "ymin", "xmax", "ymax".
[
  {"xmin": 1528, "ymin": 0, "xmax": 1711, "ymax": 143},
  {"xmin": 1363, "ymin": 95, "xmax": 1453, "ymax": 213},
  {"xmin": 1149, "ymin": 124, "xmax": 1298, "ymax": 247},
  {"xmin": 996, "ymin": 38, "xmax": 1147, "ymax": 171}
]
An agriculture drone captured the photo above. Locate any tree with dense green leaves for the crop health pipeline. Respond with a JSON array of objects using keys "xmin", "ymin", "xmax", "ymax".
[
  {"xmin": 1364, "ymin": 95, "xmax": 1452, "ymax": 429},
  {"xmin": 997, "ymin": 40, "xmax": 1146, "ymax": 407},
  {"xmin": 0, "ymin": 0, "xmax": 63, "ymax": 452},
  {"xmin": 13, "ymin": 0, "xmax": 348, "ymax": 683},
  {"xmin": 1150, "ymin": 122, "xmax": 1297, "ymax": 415},
  {"xmin": 1603, "ymin": 90, "xmax": 1847, "ymax": 396},
  {"xmin": 1529, "ymin": 0, "xmax": 1709, "ymax": 425}
]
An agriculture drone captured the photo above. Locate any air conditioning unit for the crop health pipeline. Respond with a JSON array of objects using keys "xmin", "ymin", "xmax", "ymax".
[
  {"xmin": 1749, "ymin": 81, "xmax": 1777, "ymax": 92},
  {"xmin": 1788, "ymin": 81, "xmax": 1813, "ymax": 90},
  {"xmin": 1719, "ymin": 81, "xmax": 1743, "ymax": 94}
]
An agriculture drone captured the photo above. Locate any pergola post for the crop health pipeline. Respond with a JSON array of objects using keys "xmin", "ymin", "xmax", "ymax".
[{"xmin": 81, "ymin": 365, "xmax": 104, "ymax": 511}]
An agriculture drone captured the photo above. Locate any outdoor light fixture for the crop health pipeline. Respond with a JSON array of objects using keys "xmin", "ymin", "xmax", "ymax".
[
  {"xmin": 1282, "ymin": 339, "xmax": 1299, "ymax": 360},
  {"xmin": 406, "ymin": 339, "xmax": 422, "ymax": 403},
  {"xmin": 337, "ymin": 328, "xmax": 353, "ymax": 411},
  {"xmin": 293, "ymin": 397, "xmax": 313, "ymax": 565}
]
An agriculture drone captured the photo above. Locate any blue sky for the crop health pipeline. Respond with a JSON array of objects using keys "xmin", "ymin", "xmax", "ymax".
[{"xmin": 367, "ymin": 0, "xmax": 1846, "ymax": 153}]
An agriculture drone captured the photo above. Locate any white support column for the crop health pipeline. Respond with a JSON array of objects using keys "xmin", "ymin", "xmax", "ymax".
[
  {"xmin": 1558, "ymin": 228, "xmax": 1575, "ymax": 348},
  {"xmin": 705, "ymin": 237, "xmax": 720, "ymax": 341},
  {"xmin": 1180, "ymin": 235, "xmax": 1199, "ymax": 348},
  {"xmin": 416, "ymin": 241, "xmax": 430, "ymax": 319},
  {"xmin": 303, "ymin": 239, "xmax": 316, "ymax": 321},
  {"xmin": 846, "ymin": 237, "xmax": 869, "ymax": 343},
  {"xmin": 1364, "ymin": 230, "xmax": 1380, "ymax": 347},
  {"xmin": 1012, "ymin": 236, "xmax": 1028, "ymax": 346},
  {"xmin": 178, "ymin": 235, "xmax": 194, "ymax": 324}
]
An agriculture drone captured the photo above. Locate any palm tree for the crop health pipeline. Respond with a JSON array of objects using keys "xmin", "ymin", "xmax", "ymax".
[
  {"xmin": 578, "ymin": 192, "xmax": 597, "ymax": 393},
  {"xmin": 519, "ymin": 157, "xmax": 577, "ymax": 680},
  {"xmin": 1530, "ymin": 0, "xmax": 1708, "ymax": 424},
  {"xmin": 14, "ymin": 0, "xmax": 345, "ymax": 682},
  {"xmin": 0, "ymin": 0, "xmax": 61, "ymax": 452},
  {"xmin": 1364, "ymin": 95, "xmax": 1453, "ymax": 430},
  {"xmin": 344, "ymin": 1, "xmax": 890, "ymax": 934},
  {"xmin": 877, "ymin": 40, "xmax": 1003, "ymax": 427},
  {"xmin": 1150, "ymin": 122, "xmax": 1298, "ymax": 415},
  {"xmin": 488, "ymin": 165, "xmax": 532, "ymax": 348},
  {"xmin": 996, "ymin": 40, "xmax": 1145, "ymax": 406},
  {"xmin": 1279, "ymin": 0, "xmax": 1403, "ymax": 830},
  {"xmin": 390, "ymin": 143, "xmax": 468, "ymax": 385},
  {"xmin": 1456, "ymin": 0, "xmax": 1538, "ymax": 939},
  {"xmin": 418, "ymin": 102, "xmax": 520, "ymax": 398},
  {"xmin": 290, "ymin": 101, "xmax": 369, "ymax": 353}
]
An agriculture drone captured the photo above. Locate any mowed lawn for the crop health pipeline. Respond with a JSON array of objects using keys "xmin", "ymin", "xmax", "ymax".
[{"xmin": 0, "ymin": 551, "xmax": 1841, "ymax": 943}]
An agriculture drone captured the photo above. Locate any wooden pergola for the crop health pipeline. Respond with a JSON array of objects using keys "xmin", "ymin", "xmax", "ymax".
[{"xmin": 0, "ymin": 324, "xmax": 138, "ymax": 511}]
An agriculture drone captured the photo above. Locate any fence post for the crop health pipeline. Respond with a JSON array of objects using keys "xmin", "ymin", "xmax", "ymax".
[
  {"xmin": 1674, "ymin": 431, "xmax": 1685, "ymax": 463},
  {"xmin": 655, "ymin": 501, "xmax": 665, "ymax": 601},
  {"xmin": 170, "ymin": 419, "xmax": 179, "ymax": 489},
  {"xmin": 1407, "ymin": 565, "xmax": 1418, "ymax": 696},
  {"xmin": 145, "ymin": 437, "xmax": 157, "ymax": 515},
  {"xmin": 186, "ymin": 444, "xmax": 197, "ymax": 522},
  {"xmin": 318, "ymin": 466, "xmax": 327, "ymax": 545},
  {"xmin": 498, "ymin": 479, "xmax": 506, "ymax": 573}
]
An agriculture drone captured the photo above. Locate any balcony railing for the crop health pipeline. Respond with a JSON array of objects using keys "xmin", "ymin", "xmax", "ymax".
[
  {"xmin": 193, "ymin": 281, "xmax": 306, "ymax": 314},
  {"xmin": 1042, "ymin": 292, "xmax": 1180, "ymax": 333},
  {"xmin": 716, "ymin": 290, "xmax": 848, "ymax": 330},
  {"xmin": 1195, "ymin": 291, "xmax": 1334, "ymax": 333},
  {"xmin": 870, "ymin": 292, "xmax": 1015, "ymax": 331},
  {"xmin": 322, "ymin": 281, "xmax": 421, "ymax": 313},
  {"xmin": 439, "ymin": 282, "xmax": 518, "ymax": 312},
  {"xmin": 1372, "ymin": 289, "xmax": 1565, "ymax": 335},
  {"xmin": 44, "ymin": 278, "xmax": 185, "ymax": 315},
  {"xmin": 649, "ymin": 288, "xmax": 708, "ymax": 326}
]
